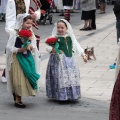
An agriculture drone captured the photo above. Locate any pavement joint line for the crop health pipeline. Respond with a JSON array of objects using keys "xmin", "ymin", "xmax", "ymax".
[{"xmin": 96, "ymin": 30, "xmax": 115, "ymax": 46}]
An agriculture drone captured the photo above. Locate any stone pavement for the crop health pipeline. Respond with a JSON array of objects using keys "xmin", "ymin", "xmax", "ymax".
[{"xmin": 0, "ymin": 5, "xmax": 118, "ymax": 120}]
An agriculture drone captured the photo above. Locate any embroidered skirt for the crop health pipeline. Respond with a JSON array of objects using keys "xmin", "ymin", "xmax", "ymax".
[
  {"xmin": 46, "ymin": 53, "xmax": 81, "ymax": 101},
  {"xmin": 9, "ymin": 54, "xmax": 37, "ymax": 97}
]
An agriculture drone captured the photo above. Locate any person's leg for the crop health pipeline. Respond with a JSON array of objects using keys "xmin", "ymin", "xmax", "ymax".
[
  {"xmin": 100, "ymin": 3, "xmax": 104, "ymax": 12},
  {"xmin": 116, "ymin": 20, "xmax": 120, "ymax": 43},
  {"xmin": 84, "ymin": 20, "xmax": 88, "ymax": 28},
  {"xmin": 85, "ymin": 10, "xmax": 93, "ymax": 30},
  {"xmin": 14, "ymin": 94, "xmax": 26, "ymax": 108},
  {"xmin": 84, "ymin": 19, "xmax": 92, "ymax": 30},
  {"xmin": 103, "ymin": 2, "xmax": 106, "ymax": 12},
  {"xmin": 64, "ymin": 9, "xmax": 70, "ymax": 22},
  {"xmin": 80, "ymin": 11, "xmax": 90, "ymax": 30},
  {"xmin": 80, "ymin": 20, "xmax": 89, "ymax": 30},
  {"xmin": 91, "ymin": 10, "xmax": 96, "ymax": 29},
  {"xmin": 99, "ymin": 0, "xmax": 106, "ymax": 13},
  {"xmin": 36, "ymin": 40, "xmax": 40, "ymax": 50},
  {"xmin": 1, "ymin": 69, "xmax": 7, "ymax": 83},
  {"xmin": 88, "ymin": 19, "xmax": 92, "ymax": 28}
]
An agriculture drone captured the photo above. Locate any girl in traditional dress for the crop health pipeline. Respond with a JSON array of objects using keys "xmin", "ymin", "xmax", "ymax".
[
  {"xmin": 6, "ymin": 14, "xmax": 41, "ymax": 108},
  {"xmin": 63, "ymin": 0, "xmax": 74, "ymax": 22},
  {"xmin": 46, "ymin": 19, "xmax": 87, "ymax": 101}
]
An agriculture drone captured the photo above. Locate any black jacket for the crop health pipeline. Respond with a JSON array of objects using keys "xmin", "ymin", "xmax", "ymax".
[{"xmin": 113, "ymin": 1, "xmax": 120, "ymax": 20}]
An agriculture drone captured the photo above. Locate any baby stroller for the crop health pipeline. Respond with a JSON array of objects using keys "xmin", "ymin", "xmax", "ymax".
[{"xmin": 39, "ymin": 0, "xmax": 54, "ymax": 25}]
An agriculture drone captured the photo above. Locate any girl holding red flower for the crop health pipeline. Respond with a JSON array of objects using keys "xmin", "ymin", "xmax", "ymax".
[
  {"xmin": 6, "ymin": 14, "xmax": 40, "ymax": 108},
  {"xmin": 46, "ymin": 19, "xmax": 87, "ymax": 101}
]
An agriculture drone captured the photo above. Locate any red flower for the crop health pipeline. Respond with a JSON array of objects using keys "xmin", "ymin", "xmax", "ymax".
[
  {"xmin": 46, "ymin": 37, "xmax": 57, "ymax": 46},
  {"xmin": 18, "ymin": 30, "xmax": 32, "ymax": 38}
]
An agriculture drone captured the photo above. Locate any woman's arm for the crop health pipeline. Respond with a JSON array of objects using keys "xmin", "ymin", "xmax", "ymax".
[{"xmin": 5, "ymin": 0, "xmax": 16, "ymax": 35}]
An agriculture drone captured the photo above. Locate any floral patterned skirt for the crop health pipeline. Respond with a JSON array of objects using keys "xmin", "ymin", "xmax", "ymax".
[
  {"xmin": 109, "ymin": 71, "xmax": 120, "ymax": 120},
  {"xmin": 46, "ymin": 53, "xmax": 81, "ymax": 101}
]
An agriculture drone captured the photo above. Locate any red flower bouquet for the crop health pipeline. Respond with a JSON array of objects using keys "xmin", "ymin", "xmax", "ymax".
[
  {"xmin": 46, "ymin": 37, "xmax": 57, "ymax": 47},
  {"xmin": 19, "ymin": 30, "xmax": 32, "ymax": 39},
  {"xmin": 18, "ymin": 30, "xmax": 32, "ymax": 48}
]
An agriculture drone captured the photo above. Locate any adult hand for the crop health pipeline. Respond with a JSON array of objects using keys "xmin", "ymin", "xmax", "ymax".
[{"xmin": 31, "ymin": 13, "xmax": 37, "ymax": 20}]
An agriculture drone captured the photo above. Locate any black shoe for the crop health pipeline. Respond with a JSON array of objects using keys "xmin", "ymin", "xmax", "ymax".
[
  {"xmin": 79, "ymin": 27, "xmax": 87, "ymax": 31},
  {"xmin": 85, "ymin": 27, "xmax": 92, "ymax": 30},
  {"xmin": 14, "ymin": 102, "xmax": 26, "ymax": 108},
  {"xmin": 92, "ymin": 27, "xmax": 96, "ymax": 30},
  {"xmin": 80, "ymin": 27, "xmax": 92, "ymax": 31}
]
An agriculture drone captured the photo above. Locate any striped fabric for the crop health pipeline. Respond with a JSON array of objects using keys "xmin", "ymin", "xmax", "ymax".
[{"xmin": 29, "ymin": 0, "xmax": 41, "ymax": 49}]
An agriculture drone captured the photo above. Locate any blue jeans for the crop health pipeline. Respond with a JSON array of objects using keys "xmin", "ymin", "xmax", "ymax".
[{"xmin": 116, "ymin": 20, "xmax": 120, "ymax": 43}]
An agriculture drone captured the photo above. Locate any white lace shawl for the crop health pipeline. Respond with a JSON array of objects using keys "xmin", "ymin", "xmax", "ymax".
[{"xmin": 51, "ymin": 19, "xmax": 85, "ymax": 57}]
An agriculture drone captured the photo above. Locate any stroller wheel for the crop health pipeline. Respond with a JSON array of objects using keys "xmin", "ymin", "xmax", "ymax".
[
  {"xmin": 49, "ymin": 15, "xmax": 53, "ymax": 24},
  {"xmin": 43, "ymin": 17, "xmax": 46, "ymax": 25}
]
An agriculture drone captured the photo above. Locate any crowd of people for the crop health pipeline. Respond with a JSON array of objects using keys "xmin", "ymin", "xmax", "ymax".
[{"xmin": 0, "ymin": 0, "xmax": 106, "ymax": 23}]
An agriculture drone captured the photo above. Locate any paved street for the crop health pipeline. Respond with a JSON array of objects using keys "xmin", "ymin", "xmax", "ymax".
[{"xmin": 0, "ymin": 5, "xmax": 118, "ymax": 120}]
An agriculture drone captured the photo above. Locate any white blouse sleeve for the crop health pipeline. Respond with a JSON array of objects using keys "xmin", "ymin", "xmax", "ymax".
[
  {"xmin": 46, "ymin": 44, "xmax": 53, "ymax": 53},
  {"xmin": 5, "ymin": 0, "xmax": 16, "ymax": 35},
  {"xmin": 13, "ymin": 47, "xmax": 19, "ymax": 53},
  {"xmin": 35, "ymin": 8, "xmax": 41, "ymax": 20},
  {"xmin": 73, "ymin": 39, "xmax": 85, "ymax": 57}
]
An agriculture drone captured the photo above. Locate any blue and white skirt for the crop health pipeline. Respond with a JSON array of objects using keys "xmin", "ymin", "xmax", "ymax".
[{"xmin": 46, "ymin": 53, "xmax": 81, "ymax": 101}]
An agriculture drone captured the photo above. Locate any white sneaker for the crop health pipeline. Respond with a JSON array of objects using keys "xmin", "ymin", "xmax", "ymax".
[{"xmin": 1, "ymin": 77, "xmax": 7, "ymax": 83}]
